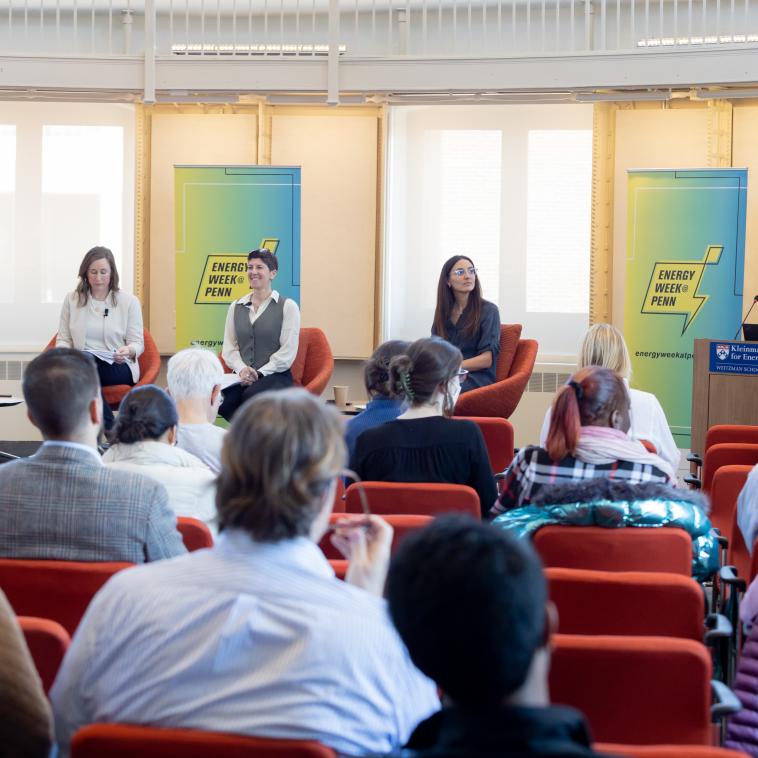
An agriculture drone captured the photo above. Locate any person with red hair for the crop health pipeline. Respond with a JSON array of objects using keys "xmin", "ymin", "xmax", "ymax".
[{"xmin": 492, "ymin": 366, "xmax": 675, "ymax": 515}]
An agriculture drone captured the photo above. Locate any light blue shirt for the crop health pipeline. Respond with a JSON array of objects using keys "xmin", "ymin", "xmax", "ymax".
[{"xmin": 51, "ymin": 530, "xmax": 438, "ymax": 756}]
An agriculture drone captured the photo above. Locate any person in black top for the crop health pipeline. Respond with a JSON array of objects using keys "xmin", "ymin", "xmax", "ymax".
[
  {"xmin": 384, "ymin": 516, "xmax": 615, "ymax": 758},
  {"xmin": 432, "ymin": 255, "xmax": 500, "ymax": 392},
  {"xmin": 350, "ymin": 337, "xmax": 497, "ymax": 518}
]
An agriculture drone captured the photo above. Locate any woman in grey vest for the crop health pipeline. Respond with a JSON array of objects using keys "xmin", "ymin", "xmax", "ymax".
[{"xmin": 219, "ymin": 248, "xmax": 301, "ymax": 421}]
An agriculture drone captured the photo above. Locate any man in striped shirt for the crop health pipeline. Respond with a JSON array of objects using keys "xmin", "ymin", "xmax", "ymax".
[{"xmin": 51, "ymin": 389, "xmax": 438, "ymax": 757}]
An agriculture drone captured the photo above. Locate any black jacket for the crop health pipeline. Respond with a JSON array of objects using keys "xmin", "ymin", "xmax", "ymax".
[{"xmin": 385, "ymin": 704, "xmax": 619, "ymax": 758}]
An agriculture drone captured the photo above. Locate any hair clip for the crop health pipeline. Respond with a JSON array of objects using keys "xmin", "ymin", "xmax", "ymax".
[{"xmin": 399, "ymin": 369, "xmax": 415, "ymax": 402}]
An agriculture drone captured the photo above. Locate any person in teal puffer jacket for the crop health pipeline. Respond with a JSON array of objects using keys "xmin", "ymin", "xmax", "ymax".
[{"xmin": 492, "ymin": 477, "xmax": 718, "ymax": 582}]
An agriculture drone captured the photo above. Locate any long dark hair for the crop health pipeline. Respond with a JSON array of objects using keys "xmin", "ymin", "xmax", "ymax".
[
  {"xmin": 75, "ymin": 246, "xmax": 120, "ymax": 307},
  {"xmin": 545, "ymin": 366, "xmax": 629, "ymax": 461},
  {"xmin": 432, "ymin": 255, "xmax": 483, "ymax": 340}
]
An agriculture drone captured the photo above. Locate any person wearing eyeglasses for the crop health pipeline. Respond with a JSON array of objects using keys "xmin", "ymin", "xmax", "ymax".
[
  {"xmin": 51, "ymin": 388, "xmax": 439, "ymax": 758},
  {"xmin": 350, "ymin": 337, "xmax": 497, "ymax": 518},
  {"xmin": 432, "ymin": 255, "xmax": 501, "ymax": 392}
]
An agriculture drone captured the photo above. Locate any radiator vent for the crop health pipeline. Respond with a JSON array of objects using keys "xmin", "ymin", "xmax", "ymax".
[
  {"xmin": 525, "ymin": 371, "xmax": 572, "ymax": 394},
  {"xmin": 0, "ymin": 361, "xmax": 31, "ymax": 381}
]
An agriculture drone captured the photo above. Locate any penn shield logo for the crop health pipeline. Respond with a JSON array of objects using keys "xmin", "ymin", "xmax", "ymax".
[
  {"xmin": 194, "ymin": 239, "xmax": 280, "ymax": 305},
  {"xmin": 716, "ymin": 344, "xmax": 731, "ymax": 361}
]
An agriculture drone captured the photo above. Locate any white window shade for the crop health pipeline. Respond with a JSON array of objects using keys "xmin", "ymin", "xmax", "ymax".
[
  {"xmin": 0, "ymin": 103, "xmax": 134, "ymax": 351},
  {"xmin": 385, "ymin": 104, "xmax": 593, "ymax": 360}
]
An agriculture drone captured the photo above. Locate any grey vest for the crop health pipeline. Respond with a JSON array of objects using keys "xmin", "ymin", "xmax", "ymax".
[{"xmin": 233, "ymin": 296, "xmax": 287, "ymax": 370}]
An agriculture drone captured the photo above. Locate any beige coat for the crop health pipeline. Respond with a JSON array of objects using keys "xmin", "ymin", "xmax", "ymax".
[{"xmin": 56, "ymin": 290, "xmax": 144, "ymax": 383}]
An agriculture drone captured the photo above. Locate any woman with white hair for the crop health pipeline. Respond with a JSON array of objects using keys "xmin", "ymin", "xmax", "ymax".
[
  {"xmin": 539, "ymin": 323, "xmax": 679, "ymax": 472},
  {"xmin": 167, "ymin": 347, "xmax": 226, "ymax": 474}
]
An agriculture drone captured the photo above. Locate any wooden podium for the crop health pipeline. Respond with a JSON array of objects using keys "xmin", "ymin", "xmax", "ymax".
[{"xmin": 691, "ymin": 338, "xmax": 758, "ymax": 454}]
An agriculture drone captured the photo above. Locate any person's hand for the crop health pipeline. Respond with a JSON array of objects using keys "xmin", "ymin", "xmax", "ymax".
[
  {"xmin": 113, "ymin": 346, "xmax": 131, "ymax": 364},
  {"xmin": 238, "ymin": 366, "xmax": 258, "ymax": 385},
  {"xmin": 330, "ymin": 515, "xmax": 393, "ymax": 596}
]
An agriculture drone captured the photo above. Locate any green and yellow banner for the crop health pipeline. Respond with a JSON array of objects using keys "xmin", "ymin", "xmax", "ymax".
[
  {"xmin": 175, "ymin": 166, "xmax": 301, "ymax": 351},
  {"xmin": 624, "ymin": 169, "xmax": 747, "ymax": 447}
]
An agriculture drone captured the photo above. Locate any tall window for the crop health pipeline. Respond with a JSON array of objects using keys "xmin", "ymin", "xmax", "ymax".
[
  {"xmin": 386, "ymin": 104, "xmax": 593, "ymax": 359},
  {"xmin": 0, "ymin": 103, "xmax": 134, "ymax": 349}
]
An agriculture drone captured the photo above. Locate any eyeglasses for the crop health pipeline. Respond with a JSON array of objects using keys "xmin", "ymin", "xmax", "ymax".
[
  {"xmin": 325, "ymin": 468, "xmax": 372, "ymax": 533},
  {"xmin": 451, "ymin": 267, "xmax": 477, "ymax": 278},
  {"xmin": 456, "ymin": 368, "xmax": 469, "ymax": 382}
]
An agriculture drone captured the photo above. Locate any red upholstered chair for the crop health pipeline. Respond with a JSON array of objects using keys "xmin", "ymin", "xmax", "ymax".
[
  {"xmin": 18, "ymin": 616, "xmax": 70, "ymax": 694},
  {"xmin": 711, "ymin": 465, "xmax": 753, "ymax": 547},
  {"xmin": 219, "ymin": 327, "xmax": 334, "ymax": 397},
  {"xmin": 453, "ymin": 324, "xmax": 538, "ymax": 419},
  {"xmin": 290, "ymin": 327, "xmax": 334, "ymax": 395},
  {"xmin": 344, "ymin": 482, "xmax": 480, "ymax": 518},
  {"xmin": 533, "ymin": 526, "xmax": 692, "ymax": 575},
  {"xmin": 176, "ymin": 517, "xmax": 214, "ymax": 552},
  {"xmin": 550, "ymin": 635, "xmax": 714, "ymax": 745},
  {"xmin": 689, "ymin": 424, "xmax": 758, "ymax": 477},
  {"xmin": 0, "ymin": 559, "xmax": 132, "ymax": 636},
  {"xmin": 546, "ymin": 568, "xmax": 705, "ymax": 640},
  {"xmin": 319, "ymin": 513, "xmax": 432, "ymax": 560},
  {"xmin": 456, "ymin": 416, "xmax": 515, "ymax": 473},
  {"xmin": 332, "ymin": 477, "xmax": 346, "ymax": 514},
  {"xmin": 45, "ymin": 329, "xmax": 161, "ymax": 409},
  {"xmin": 596, "ymin": 745, "xmax": 751, "ymax": 757},
  {"xmin": 71, "ymin": 724, "xmax": 337, "ymax": 757},
  {"xmin": 690, "ymin": 443, "xmax": 758, "ymax": 494}
]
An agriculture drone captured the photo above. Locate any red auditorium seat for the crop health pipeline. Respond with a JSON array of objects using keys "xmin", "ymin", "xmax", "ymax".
[
  {"xmin": 0, "ymin": 559, "xmax": 131, "ymax": 635},
  {"xmin": 596, "ymin": 745, "xmax": 750, "ymax": 757},
  {"xmin": 18, "ymin": 616, "xmax": 71, "ymax": 694},
  {"xmin": 546, "ymin": 568, "xmax": 705, "ymax": 640},
  {"xmin": 534, "ymin": 526, "xmax": 693, "ymax": 575},
  {"xmin": 550, "ymin": 634, "xmax": 714, "ymax": 745},
  {"xmin": 344, "ymin": 482, "xmax": 480, "ymax": 518},
  {"xmin": 455, "ymin": 416, "xmax": 515, "ymax": 473},
  {"xmin": 71, "ymin": 724, "xmax": 337, "ymax": 757},
  {"xmin": 176, "ymin": 516, "xmax": 214, "ymax": 551}
]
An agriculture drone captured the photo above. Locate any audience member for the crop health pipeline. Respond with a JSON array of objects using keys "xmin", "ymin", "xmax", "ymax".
[
  {"xmin": 385, "ymin": 515, "xmax": 613, "ymax": 758},
  {"xmin": 0, "ymin": 589, "xmax": 53, "ymax": 758},
  {"xmin": 51, "ymin": 388, "xmax": 438, "ymax": 757},
  {"xmin": 432, "ymin": 255, "xmax": 500, "ymax": 392},
  {"xmin": 345, "ymin": 339, "xmax": 410, "ymax": 461},
  {"xmin": 494, "ymin": 478, "xmax": 718, "ymax": 581},
  {"xmin": 167, "ymin": 347, "xmax": 226, "ymax": 474},
  {"xmin": 539, "ymin": 324, "xmax": 680, "ymax": 472},
  {"xmin": 103, "ymin": 385, "xmax": 217, "ymax": 532},
  {"xmin": 0, "ymin": 348, "xmax": 185, "ymax": 562},
  {"xmin": 219, "ymin": 248, "xmax": 301, "ymax": 420},
  {"xmin": 726, "ymin": 614, "xmax": 758, "ymax": 757},
  {"xmin": 350, "ymin": 337, "xmax": 497, "ymax": 517},
  {"xmin": 56, "ymin": 245, "xmax": 144, "ymax": 430},
  {"xmin": 492, "ymin": 366, "xmax": 674, "ymax": 515}
]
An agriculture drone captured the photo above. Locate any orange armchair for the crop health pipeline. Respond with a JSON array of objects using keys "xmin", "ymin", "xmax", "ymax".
[
  {"xmin": 219, "ymin": 327, "xmax": 334, "ymax": 397},
  {"xmin": 454, "ymin": 324, "xmax": 538, "ymax": 419},
  {"xmin": 45, "ymin": 329, "xmax": 161, "ymax": 409}
]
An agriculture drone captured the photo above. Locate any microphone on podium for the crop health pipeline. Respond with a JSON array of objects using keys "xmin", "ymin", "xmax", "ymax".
[{"xmin": 733, "ymin": 295, "xmax": 758, "ymax": 341}]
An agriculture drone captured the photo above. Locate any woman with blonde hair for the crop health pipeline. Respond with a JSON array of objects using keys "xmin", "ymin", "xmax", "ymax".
[{"xmin": 539, "ymin": 323, "xmax": 679, "ymax": 472}]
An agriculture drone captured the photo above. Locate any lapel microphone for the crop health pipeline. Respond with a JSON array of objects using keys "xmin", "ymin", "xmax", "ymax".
[{"xmin": 104, "ymin": 308, "xmax": 109, "ymax": 318}]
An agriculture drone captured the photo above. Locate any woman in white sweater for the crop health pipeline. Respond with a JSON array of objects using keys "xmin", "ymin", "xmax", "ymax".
[
  {"xmin": 539, "ymin": 323, "xmax": 680, "ymax": 473},
  {"xmin": 103, "ymin": 385, "xmax": 218, "ymax": 533},
  {"xmin": 56, "ymin": 246, "xmax": 144, "ymax": 430}
]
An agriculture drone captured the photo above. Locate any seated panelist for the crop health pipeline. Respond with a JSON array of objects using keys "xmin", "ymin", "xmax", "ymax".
[
  {"xmin": 220, "ymin": 248, "xmax": 301, "ymax": 421},
  {"xmin": 431, "ymin": 255, "xmax": 501, "ymax": 392},
  {"xmin": 56, "ymin": 245, "xmax": 144, "ymax": 429}
]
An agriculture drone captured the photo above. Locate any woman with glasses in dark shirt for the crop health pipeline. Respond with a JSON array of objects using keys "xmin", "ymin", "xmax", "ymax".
[{"xmin": 432, "ymin": 255, "xmax": 501, "ymax": 392}]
